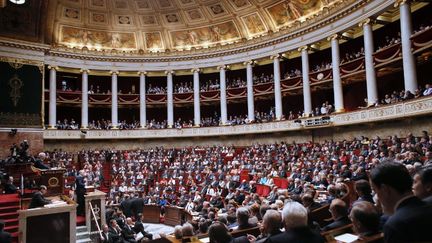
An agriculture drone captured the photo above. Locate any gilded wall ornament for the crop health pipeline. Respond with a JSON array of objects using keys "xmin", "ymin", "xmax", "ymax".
[{"xmin": 8, "ymin": 75, "xmax": 23, "ymax": 107}]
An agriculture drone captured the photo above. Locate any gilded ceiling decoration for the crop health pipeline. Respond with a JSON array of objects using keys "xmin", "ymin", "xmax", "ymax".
[{"xmin": 50, "ymin": 0, "xmax": 344, "ymax": 52}]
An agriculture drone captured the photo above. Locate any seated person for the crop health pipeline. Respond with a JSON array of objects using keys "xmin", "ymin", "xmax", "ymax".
[
  {"xmin": 412, "ymin": 167, "xmax": 432, "ymax": 204},
  {"xmin": 29, "ymin": 185, "xmax": 51, "ymax": 209},
  {"xmin": 208, "ymin": 222, "xmax": 249, "ymax": 243},
  {"xmin": 3, "ymin": 176, "xmax": 17, "ymax": 194},
  {"xmin": 349, "ymin": 201, "xmax": 383, "ymax": 243},
  {"xmin": 353, "ymin": 180, "xmax": 374, "ymax": 205},
  {"xmin": 133, "ymin": 213, "xmax": 153, "ymax": 240},
  {"xmin": 265, "ymin": 201, "xmax": 324, "ymax": 243},
  {"xmin": 235, "ymin": 207, "xmax": 257, "ymax": 230},
  {"xmin": 122, "ymin": 217, "xmax": 137, "ymax": 243},
  {"xmin": 370, "ymin": 162, "xmax": 432, "ymax": 243},
  {"xmin": 302, "ymin": 193, "xmax": 322, "ymax": 212},
  {"xmin": 321, "ymin": 199, "xmax": 351, "ymax": 232},
  {"xmin": 254, "ymin": 209, "xmax": 282, "ymax": 243},
  {"xmin": 0, "ymin": 220, "xmax": 12, "ymax": 243}
]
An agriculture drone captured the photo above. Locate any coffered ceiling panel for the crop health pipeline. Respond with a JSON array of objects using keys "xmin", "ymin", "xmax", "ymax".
[{"xmin": 47, "ymin": 0, "xmax": 345, "ymax": 52}]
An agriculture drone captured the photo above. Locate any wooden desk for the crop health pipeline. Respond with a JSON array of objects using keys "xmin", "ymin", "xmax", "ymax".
[
  {"xmin": 18, "ymin": 202, "xmax": 77, "ymax": 243},
  {"xmin": 164, "ymin": 206, "xmax": 183, "ymax": 226},
  {"xmin": 142, "ymin": 204, "xmax": 161, "ymax": 224}
]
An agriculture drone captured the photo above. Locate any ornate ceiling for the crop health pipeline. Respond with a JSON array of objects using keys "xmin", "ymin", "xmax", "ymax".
[{"xmin": 47, "ymin": 0, "xmax": 344, "ymax": 52}]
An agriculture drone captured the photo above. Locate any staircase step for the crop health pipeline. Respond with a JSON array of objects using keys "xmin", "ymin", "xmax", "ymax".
[
  {"xmin": 5, "ymin": 225, "xmax": 18, "ymax": 233},
  {"xmin": 4, "ymin": 218, "xmax": 18, "ymax": 226},
  {"xmin": 76, "ymin": 238, "xmax": 92, "ymax": 243},
  {"xmin": 0, "ymin": 211, "xmax": 19, "ymax": 219},
  {"xmin": 0, "ymin": 200, "xmax": 20, "ymax": 207},
  {"xmin": 0, "ymin": 205, "xmax": 20, "ymax": 214}
]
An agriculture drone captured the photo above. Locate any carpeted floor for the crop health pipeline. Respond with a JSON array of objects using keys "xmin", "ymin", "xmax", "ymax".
[{"xmin": 142, "ymin": 223, "xmax": 174, "ymax": 238}]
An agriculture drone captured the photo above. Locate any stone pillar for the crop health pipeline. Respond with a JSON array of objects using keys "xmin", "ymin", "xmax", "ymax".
[
  {"xmin": 271, "ymin": 55, "xmax": 283, "ymax": 120},
  {"xmin": 48, "ymin": 66, "xmax": 57, "ymax": 129},
  {"xmin": 166, "ymin": 70, "xmax": 174, "ymax": 128},
  {"xmin": 360, "ymin": 18, "xmax": 378, "ymax": 105},
  {"xmin": 218, "ymin": 65, "xmax": 228, "ymax": 125},
  {"xmin": 81, "ymin": 69, "xmax": 89, "ymax": 129},
  {"xmin": 192, "ymin": 68, "xmax": 201, "ymax": 127},
  {"xmin": 397, "ymin": 0, "xmax": 418, "ymax": 92},
  {"xmin": 300, "ymin": 46, "xmax": 312, "ymax": 116},
  {"xmin": 245, "ymin": 60, "xmax": 255, "ymax": 122},
  {"xmin": 329, "ymin": 34, "xmax": 345, "ymax": 112},
  {"xmin": 139, "ymin": 71, "xmax": 147, "ymax": 128},
  {"xmin": 84, "ymin": 190, "xmax": 106, "ymax": 234},
  {"xmin": 110, "ymin": 71, "xmax": 119, "ymax": 129}
]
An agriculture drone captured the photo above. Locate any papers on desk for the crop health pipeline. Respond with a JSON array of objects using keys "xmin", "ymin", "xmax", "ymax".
[
  {"xmin": 135, "ymin": 232, "xmax": 144, "ymax": 241},
  {"xmin": 200, "ymin": 237, "xmax": 210, "ymax": 243},
  {"xmin": 334, "ymin": 233, "xmax": 359, "ymax": 243},
  {"xmin": 44, "ymin": 200, "xmax": 67, "ymax": 208}
]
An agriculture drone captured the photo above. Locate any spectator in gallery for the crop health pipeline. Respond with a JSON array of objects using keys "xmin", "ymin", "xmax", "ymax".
[
  {"xmin": 370, "ymin": 162, "xmax": 432, "ymax": 243},
  {"xmin": 3, "ymin": 176, "xmax": 17, "ymax": 194}
]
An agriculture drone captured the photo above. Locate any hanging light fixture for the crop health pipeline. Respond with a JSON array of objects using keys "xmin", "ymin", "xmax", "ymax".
[{"xmin": 9, "ymin": 0, "xmax": 25, "ymax": 4}]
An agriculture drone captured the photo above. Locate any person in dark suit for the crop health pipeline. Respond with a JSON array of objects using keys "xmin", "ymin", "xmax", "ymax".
[
  {"xmin": 129, "ymin": 198, "xmax": 145, "ymax": 220},
  {"xmin": 412, "ymin": 167, "xmax": 432, "ymax": 204},
  {"xmin": 120, "ymin": 195, "xmax": 133, "ymax": 218},
  {"xmin": 3, "ymin": 176, "xmax": 17, "ymax": 194},
  {"xmin": 349, "ymin": 201, "xmax": 383, "ymax": 243},
  {"xmin": 370, "ymin": 161, "xmax": 432, "ymax": 243},
  {"xmin": 108, "ymin": 219, "xmax": 123, "ymax": 243},
  {"xmin": 352, "ymin": 179, "xmax": 374, "ymax": 206},
  {"xmin": 122, "ymin": 217, "xmax": 137, "ymax": 243},
  {"xmin": 133, "ymin": 213, "xmax": 153, "ymax": 240},
  {"xmin": 236, "ymin": 207, "xmax": 257, "ymax": 230},
  {"xmin": 0, "ymin": 220, "xmax": 12, "ymax": 243},
  {"xmin": 254, "ymin": 209, "xmax": 282, "ymax": 243},
  {"xmin": 321, "ymin": 199, "xmax": 351, "ymax": 232},
  {"xmin": 265, "ymin": 201, "xmax": 324, "ymax": 243},
  {"xmin": 208, "ymin": 222, "xmax": 249, "ymax": 243},
  {"xmin": 101, "ymin": 224, "xmax": 113, "ymax": 243},
  {"xmin": 75, "ymin": 170, "xmax": 86, "ymax": 216},
  {"xmin": 29, "ymin": 185, "xmax": 51, "ymax": 209}
]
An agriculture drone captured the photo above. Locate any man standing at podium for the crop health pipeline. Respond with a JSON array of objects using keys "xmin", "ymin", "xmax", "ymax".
[{"xmin": 29, "ymin": 185, "xmax": 51, "ymax": 208}]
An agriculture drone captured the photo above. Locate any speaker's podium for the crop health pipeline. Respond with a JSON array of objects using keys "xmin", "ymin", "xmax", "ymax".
[{"xmin": 18, "ymin": 196, "xmax": 77, "ymax": 243}]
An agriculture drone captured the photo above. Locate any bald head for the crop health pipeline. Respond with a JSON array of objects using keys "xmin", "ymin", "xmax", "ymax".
[{"xmin": 330, "ymin": 199, "xmax": 347, "ymax": 219}]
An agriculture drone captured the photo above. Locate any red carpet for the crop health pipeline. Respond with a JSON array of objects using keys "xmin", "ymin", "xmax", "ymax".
[
  {"xmin": 76, "ymin": 215, "xmax": 86, "ymax": 226},
  {"xmin": 0, "ymin": 193, "xmax": 20, "ymax": 243}
]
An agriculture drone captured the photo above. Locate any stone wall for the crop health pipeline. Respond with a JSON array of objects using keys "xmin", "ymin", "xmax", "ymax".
[
  {"xmin": 0, "ymin": 129, "xmax": 44, "ymax": 158},
  {"xmin": 43, "ymin": 116, "xmax": 432, "ymax": 152}
]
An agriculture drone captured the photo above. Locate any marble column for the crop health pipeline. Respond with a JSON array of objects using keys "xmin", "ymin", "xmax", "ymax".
[
  {"xmin": 300, "ymin": 46, "xmax": 312, "ymax": 116},
  {"xmin": 360, "ymin": 18, "xmax": 378, "ymax": 105},
  {"xmin": 218, "ymin": 65, "xmax": 228, "ymax": 125},
  {"xmin": 329, "ymin": 34, "xmax": 345, "ymax": 112},
  {"xmin": 166, "ymin": 70, "xmax": 174, "ymax": 128},
  {"xmin": 48, "ymin": 66, "xmax": 57, "ymax": 129},
  {"xmin": 271, "ymin": 55, "xmax": 283, "ymax": 120},
  {"xmin": 192, "ymin": 68, "xmax": 201, "ymax": 127},
  {"xmin": 81, "ymin": 69, "xmax": 89, "ymax": 129},
  {"xmin": 398, "ymin": 0, "xmax": 418, "ymax": 92},
  {"xmin": 139, "ymin": 71, "xmax": 147, "ymax": 128},
  {"xmin": 245, "ymin": 60, "xmax": 255, "ymax": 122},
  {"xmin": 111, "ymin": 71, "xmax": 119, "ymax": 129}
]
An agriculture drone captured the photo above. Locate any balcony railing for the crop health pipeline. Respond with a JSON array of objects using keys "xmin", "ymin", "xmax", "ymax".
[{"xmin": 43, "ymin": 95, "xmax": 432, "ymax": 140}]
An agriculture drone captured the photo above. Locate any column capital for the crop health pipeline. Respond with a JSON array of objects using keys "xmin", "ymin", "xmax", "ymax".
[
  {"xmin": 327, "ymin": 33, "xmax": 342, "ymax": 42},
  {"xmin": 80, "ymin": 69, "xmax": 90, "ymax": 74},
  {"xmin": 165, "ymin": 70, "xmax": 175, "ymax": 75},
  {"xmin": 358, "ymin": 18, "xmax": 375, "ymax": 28},
  {"xmin": 217, "ymin": 65, "xmax": 230, "ymax": 71},
  {"xmin": 138, "ymin": 71, "xmax": 147, "ymax": 76},
  {"xmin": 47, "ymin": 65, "xmax": 59, "ymax": 71},
  {"xmin": 243, "ymin": 60, "xmax": 256, "ymax": 66},
  {"xmin": 270, "ymin": 54, "xmax": 282, "ymax": 60},
  {"xmin": 191, "ymin": 68, "xmax": 201, "ymax": 73},
  {"xmin": 298, "ymin": 45, "xmax": 310, "ymax": 52},
  {"xmin": 110, "ymin": 70, "xmax": 119, "ymax": 75},
  {"xmin": 394, "ymin": 0, "xmax": 409, "ymax": 8}
]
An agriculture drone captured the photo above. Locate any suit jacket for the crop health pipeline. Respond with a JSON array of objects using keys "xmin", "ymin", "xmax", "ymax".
[
  {"xmin": 230, "ymin": 235, "xmax": 250, "ymax": 243},
  {"xmin": 108, "ymin": 226, "xmax": 122, "ymax": 243},
  {"xmin": 120, "ymin": 199, "xmax": 133, "ymax": 218},
  {"xmin": 129, "ymin": 198, "xmax": 145, "ymax": 219},
  {"xmin": 122, "ymin": 224, "xmax": 136, "ymax": 242},
  {"xmin": 101, "ymin": 231, "xmax": 113, "ymax": 243},
  {"xmin": 384, "ymin": 196, "xmax": 432, "ymax": 243},
  {"xmin": 0, "ymin": 230, "xmax": 12, "ymax": 243},
  {"xmin": 265, "ymin": 226, "xmax": 324, "ymax": 243},
  {"xmin": 4, "ymin": 183, "xmax": 17, "ymax": 194},
  {"xmin": 29, "ymin": 191, "xmax": 51, "ymax": 208},
  {"xmin": 321, "ymin": 216, "xmax": 351, "ymax": 232}
]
